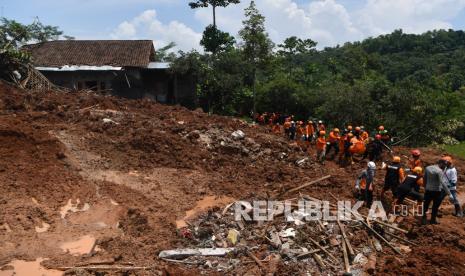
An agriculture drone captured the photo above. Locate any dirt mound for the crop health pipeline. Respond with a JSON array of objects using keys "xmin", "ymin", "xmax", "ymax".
[{"xmin": 0, "ymin": 81, "xmax": 464, "ymax": 275}]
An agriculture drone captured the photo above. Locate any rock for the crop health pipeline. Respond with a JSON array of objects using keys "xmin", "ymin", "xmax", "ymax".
[
  {"xmin": 372, "ymin": 238, "xmax": 383, "ymax": 252},
  {"xmin": 296, "ymin": 158, "xmax": 308, "ymax": 166},
  {"xmin": 231, "ymin": 130, "xmax": 245, "ymax": 140},
  {"xmin": 102, "ymin": 118, "xmax": 119, "ymax": 124},
  {"xmin": 399, "ymin": 244, "xmax": 411, "ymax": 254}
]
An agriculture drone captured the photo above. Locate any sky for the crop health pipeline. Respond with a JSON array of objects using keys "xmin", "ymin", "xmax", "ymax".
[{"xmin": 4, "ymin": 0, "xmax": 465, "ymax": 51}]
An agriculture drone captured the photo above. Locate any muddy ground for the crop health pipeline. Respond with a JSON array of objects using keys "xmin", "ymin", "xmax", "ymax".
[{"xmin": 0, "ymin": 82, "xmax": 464, "ymax": 275}]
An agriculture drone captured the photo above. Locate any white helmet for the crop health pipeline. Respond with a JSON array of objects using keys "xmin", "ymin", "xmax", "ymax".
[
  {"xmin": 318, "ymin": 120, "xmax": 323, "ymax": 124},
  {"xmin": 368, "ymin": 161, "xmax": 376, "ymax": 170}
]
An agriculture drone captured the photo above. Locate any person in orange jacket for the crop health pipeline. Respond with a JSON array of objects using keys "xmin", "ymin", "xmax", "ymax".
[
  {"xmin": 272, "ymin": 122, "xmax": 281, "ymax": 134},
  {"xmin": 306, "ymin": 121, "xmax": 315, "ymax": 143},
  {"xmin": 318, "ymin": 120, "xmax": 326, "ymax": 132},
  {"xmin": 409, "ymin": 149, "xmax": 422, "ymax": 170},
  {"xmin": 326, "ymin": 128, "xmax": 340, "ymax": 159},
  {"xmin": 380, "ymin": 156, "xmax": 405, "ymax": 200},
  {"xmin": 360, "ymin": 126, "xmax": 369, "ymax": 142},
  {"xmin": 316, "ymin": 130, "xmax": 327, "ymax": 164},
  {"xmin": 283, "ymin": 118, "xmax": 291, "ymax": 139},
  {"xmin": 296, "ymin": 121, "xmax": 304, "ymax": 145}
]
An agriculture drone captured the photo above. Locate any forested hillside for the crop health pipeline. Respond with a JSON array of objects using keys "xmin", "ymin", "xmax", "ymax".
[{"xmin": 172, "ymin": 2, "xmax": 465, "ymax": 146}]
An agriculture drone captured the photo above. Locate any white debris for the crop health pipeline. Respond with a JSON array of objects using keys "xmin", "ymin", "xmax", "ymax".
[
  {"xmin": 158, "ymin": 248, "xmax": 235, "ymax": 260},
  {"xmin": 279, "ymin": 228, "xmax": 296, "ymax": 238},
  {"xmin": 102, "ymin": 118, "xmax": 119, "ymax": 125},
  {"xmin": 231, "ymin": 130, "xmax": 245, "ymax": 140}
]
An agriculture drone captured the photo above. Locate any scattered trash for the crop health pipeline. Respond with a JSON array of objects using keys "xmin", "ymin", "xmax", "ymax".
[
  {"xmin": 102, "ymin": 118, "xmax": 119, "ymax": 124},
  {"xmin": 158, "ymin": 248, "xmax": 235, "ymax": 260},
  {"xmin": 279, "ymin": 228, "xmax": 296, "ymax": 238},
  {"xmin": 227, "ymin": 229, "xmax": 240, "ymax": 245},
  {"xmin": 296, "ymin": 157, "xmax": 309, "ymax": 166}
]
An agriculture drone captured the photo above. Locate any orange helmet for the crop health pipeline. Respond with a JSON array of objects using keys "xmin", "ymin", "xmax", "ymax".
[
  {"xmin": 411, "ymin": 149, "xmax": 421, "ymax": 157},
  {"xmin": 413, "ymin": 167, "xmax": 423, "ymax": 175},
  {"xmin": 348, "ymin": 133, "xmax": 354, "ymax": 138},
  {"xmin": 355, "ymin": 126, "xmax": 361, "ymax": 131},
  {"xmin": 379, "ymin": 125, "xmax": 385, "ymax": 131},
  {"xmin": 375, "ymin": 134, "xmax": 382, "ymax": 140},
  {"xmin": 347, "ymin": 125, "xmax": 353, "ymax": 131},
  {"xmin": 393, "ymin": 156, "xmax": 401, "ymax": 163},
  {"xmin": 319, "ymin": 130, "xmax": 326, "ymax": 136}
]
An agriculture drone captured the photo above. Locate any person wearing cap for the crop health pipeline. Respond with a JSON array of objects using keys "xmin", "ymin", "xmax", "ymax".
[
  {"xmin": 289, "ymin": 121, "xmax": 296, "ymax": 140},
  {"xmin": 355, "ymin": 161, "xmax": 377, "ymax": 207},
  {"xmin": 360, "ymin": 126, "xmax": 369, "ymax": 142},
  {"xmin": 395, "ymin": 166, "xmax": 424, "ymax": 205},
  {"xmin": 440, "ymin": 156, "xmax": 462, "ymax": 217},
  {"xmin": 381, "ymin": 156, "xmax": 405, "ymax": 200},
  {"xmin": 422, "ymin": 159, "xmax": 453, "ymax": 225},
  {"xmin": 343, "ymin": 132, "xmax": 355, "ymax": 165},
  {"xmin": 305, "ymin": 121, "xmax": 315, "ymax": 144},
  {"xmin": 318, "ymin": 120, "xmax": 326, "ymax": 132},
  {"xmin": 326, "ymin": 128, "xmax": 340, "ymax": 159}
]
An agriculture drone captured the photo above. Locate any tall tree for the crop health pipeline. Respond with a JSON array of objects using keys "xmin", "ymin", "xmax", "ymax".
[
  {"xmin": 278, "ymin": 36, "xmax": 317, "ymax": 77},
  {"xmin": 238, "ymin": 0, "xmax": 273, "ymax": 115},
  {"xmin": 189, "ymin": 0, "xmax": 240, "ymax": 28}
]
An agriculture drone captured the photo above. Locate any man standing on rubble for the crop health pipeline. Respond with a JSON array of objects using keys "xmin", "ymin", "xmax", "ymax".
[
  {"xmin": 440, "ymin": 156, "xmax": 463, "ymax": 217},
  {"xmin": 380, "ymin": 156, "xmax": 405, "ymax": 200},
  {"xmin": 316, "ymin": 131, "xmax": 327, "ymax": 164},
  {"xmin": 326, "ymin": 128, "xmax": 340, "ymax": 159},
  {"xmin": 422, "ymin": 159, "xmax": 453, "ymax": 225},
  {"xmin": 355, "ymin": 161, "xmax": 377, "ymax": 207}
]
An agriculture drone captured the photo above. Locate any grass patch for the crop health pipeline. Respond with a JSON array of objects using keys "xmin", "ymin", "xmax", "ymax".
[{"xmin": 444, "ymin": 142, "xmax": 465, "ymax": 159}]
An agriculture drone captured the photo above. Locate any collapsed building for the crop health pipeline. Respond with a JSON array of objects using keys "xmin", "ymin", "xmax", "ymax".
[{"xmin": 23, "ymin": 40, "xmax": 196, "ymax": 108}]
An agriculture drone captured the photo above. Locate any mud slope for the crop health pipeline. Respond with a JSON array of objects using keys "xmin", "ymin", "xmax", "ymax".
[{"xmin": 0, "ymin": 82, "xmax": 464, "ymax": 275}]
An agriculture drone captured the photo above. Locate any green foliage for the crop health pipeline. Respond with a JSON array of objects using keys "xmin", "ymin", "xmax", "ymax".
[
  {"xmin": 444, "ymin": 142, "xmax": 465, "ymax": 159},
  {"xmin": 176, "ymin": 6, "xmax": 465, "ymax": 146},
  {"xmin": 200, "ymin": 25, "xmax": 235, "ymax": 54},
  {"xmin": 154, "ymin": 42, "xmax": 177, "ymax": 62},
  {"xmin": 189, "ymin": 0, "xmax": 240, "ymax": 27},
  {"xmin": 0, "ymin": 17, "xmax": 66, "ymax": 81}
]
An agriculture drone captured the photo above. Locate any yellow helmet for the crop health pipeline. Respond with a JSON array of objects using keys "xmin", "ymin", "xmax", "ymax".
[
  {"xmin": 393, "ymin": 156, "xmax": 401, "ymax": 163},
  {"xmin": 334, "ymin": 128, "xmax": 340, "ymax": 133},
  {"xmin": 413, "ymin": 167, "xmax": 423, "ymax": 175}
]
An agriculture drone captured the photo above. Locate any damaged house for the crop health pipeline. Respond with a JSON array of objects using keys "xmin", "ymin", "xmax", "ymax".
[{"xmin": 24, "ymin": 40, "xmax": 196, "ymax": 108}]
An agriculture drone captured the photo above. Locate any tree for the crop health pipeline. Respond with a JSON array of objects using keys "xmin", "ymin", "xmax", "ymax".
[
  {"xmin": 200, "ymin": 24, "xmax": 235, "ymax": 53},
  {"xmin": 189, "ymin": 0, "xmax": 240, "ymax": 28},
  {"xmin": 278, "ymin": 36, "xmax": 317, "ymax": 77},
  {"xmin": 238, "ymin": 0, "xmax": 273, "ymax": 115},
  {"xmin": 154, "ymin": 42, "xmax": 177, "ymax": 62},
  {"xmin": 0, "ymin": 17, "xmax": 67, "ymax": 82}
]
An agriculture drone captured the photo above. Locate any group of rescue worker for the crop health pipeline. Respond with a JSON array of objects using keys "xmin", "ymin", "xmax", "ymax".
[
  {"xmin": 255, "ymin": 112, "xmax": 462, "ymax": 225},
  {"xmin": 256, "ymin": 112, "xmax": 390, "ymax": 166},
  {"xmin": 357, "ymin": 152, "xmax": 461, "ymax": 225}
]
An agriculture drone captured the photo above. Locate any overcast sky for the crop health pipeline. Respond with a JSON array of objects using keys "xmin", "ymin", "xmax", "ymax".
[{"xmin": 4, "ymin": 0, "xmax": 465, "ymax": 51}]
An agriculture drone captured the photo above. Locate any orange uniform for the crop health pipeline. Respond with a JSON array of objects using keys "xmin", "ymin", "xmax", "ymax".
[
  {"xmin": 328, "ymin": 131, "xmax": 340, "ymax": 143},
  {"xmin": 409, "ymin": 159, "xmax": 422, "ymax": 170},
  {"xmin": 316, "ymin": 136, "xmax": 327, "ymax": 151},
  {"xmin": 283, "ymin": 121, "xmax": 291, "ymax": 130},
  {"xmin": 360, "ymin": 131, "xmax": 369, "ymax": 142},
  {"xmin": 306, "ymin": 124, "xmax": 314, "ymax": 137},
  {"xmin": 272, "ymin": 124, "xmax": 281, "ymax": 134}
]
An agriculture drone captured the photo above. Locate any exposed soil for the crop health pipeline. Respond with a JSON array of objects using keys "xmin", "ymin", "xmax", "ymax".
[{"xmin": 0, "ymin": 81, "xmax": 464, "ymax": 275}]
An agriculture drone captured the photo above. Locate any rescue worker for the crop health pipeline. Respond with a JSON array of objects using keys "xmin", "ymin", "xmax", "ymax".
[
  {"xmin": 318, "ymin": 120, "xmax": 326, "ymax": 132},
  {"xmin": 283, "ymin": 118, "xmax": 291, "ymax": 139},
  {"xmin": 360, "ymin": 126, "xmax": 369, "ymax": 142},
  {"xmin": 289, "ymin": 121, "xmax": 296, "ymax": 140},
  {"xmin": 296, "ymin": 121, "xmax": 304, "ymax": 145},
  {"xmin": 378, "ymin": 125, "xmax": 391, "ymax": 145},
  {"xmin": 395, "ymin": 166, "xmax": 424, "ymax": 205},
  {"xmin": 344, "ymin": 133, "xmax": 355, "ymax": 165},
  {"xmin": 326, "ymin": 128, "xmax": 340, "ymax": 159},
  {"xmin": 355, "ymin": 161, "xmax": 377, "ymax": 207},
  {"xmin": 306, "ymin": 120, "xmax": 315, "ymax": 143},
  {"xmin": 440, "ymin": 156, "xmax": 463, "ymax": 217},
  {"xmin": 338, "ymin": 132, "xmax": 347, "ymax": 165},
  {"xmin": 422, "ymin": 159, "xmax": 453, "ymax": 225},
  {"xmin": 371, "ymin": 134, "xmax": 383, "ymax": 161},
  {"xmin": 346, "ymin": 125, "xmax": 353, "ymax": 134},
  {"xmin": 380, "ymin": 156, "xmax": 405, "ymax": 200},
  {"xmin": 272, "ymin": 122, "xmax": 281, "ymax": 134},
  {"xmin": 354, "ymin": 126, "xmax": 362, "ymax": 139},
  {"xmin": 409, "ymin": 149, "xmax": 422, "ymax": 170},
  {"xmin": 316, "ymin": 130, "xmax": 327, "ymax": 164}
]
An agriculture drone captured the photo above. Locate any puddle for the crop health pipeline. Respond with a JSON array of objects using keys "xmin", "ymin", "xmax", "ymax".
[
  {"xmin": 35, "ymin": 222, "xmax": 50, "ymax": 233},
  {"xmin": 60, "ymin": 199, "xmax": 90, "ymax": 219},
  {"xmin": 0, "ymin": 258, "xmax": 62, "ymax": 276},
  {"xmin": 60, "ymin": 235, "xmax": 96, "ymax": 256},
  {"xmin": 176, "ymin": 196, "xmax": 234, "ymax": 229}
]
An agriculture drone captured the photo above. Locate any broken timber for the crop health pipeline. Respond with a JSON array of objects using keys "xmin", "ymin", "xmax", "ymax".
[{"xmin": 280, "ymin": 175, "xmax": 331, "ymax": 197}]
